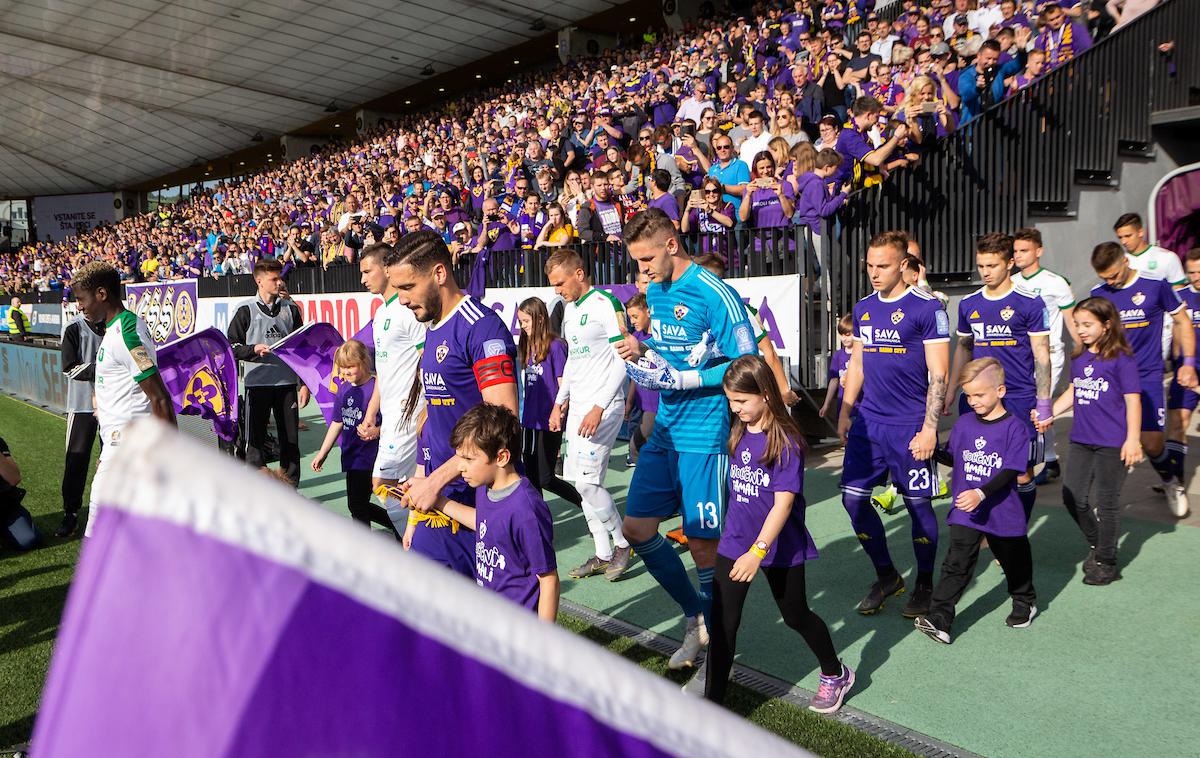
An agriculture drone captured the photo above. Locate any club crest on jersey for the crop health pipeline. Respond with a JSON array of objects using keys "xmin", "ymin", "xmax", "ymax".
[
  {"xmin": 975, "ymin": 437, "xmax": 987, "ymax": 451},
  {"xmin": 478, "ymin": 521, "xmax": 487, "ymax": 539},
  {"xmin": 673, "ymin": 304, "xmax": 689, "ymax": 321},
  {"xmin": 435, "ymin": 342, "xmax": 449, "ymax": 363},
  {"xmin": 1084, "ymin": 364, "xmax": 1094, "ymax": 377},
  {"xmin": 890, "ymin": 309, "xmax": 905, "ymax": 325},
  {"xmin": 1132, "ymin": 292, "xmax": 1146, "ymax": 306},
  {"xmin": 741, "ymin": 450, "xmax": 752, "ymax": 464},
  {"xmin": 1000, "ymin": 306, "xmax": 1015, "ymax": 321}
]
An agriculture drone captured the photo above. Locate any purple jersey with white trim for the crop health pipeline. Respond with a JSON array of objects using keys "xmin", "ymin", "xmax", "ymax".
[
  {"xmin": 946, "ymin": 412, "xmax": 1028, "ymax": 537},
  {"xmin": 956, "ymin": 286, "xmax": 1050, "ymax": 403},
  {"xmin": 420, "ymin": 296, "xmax": 517, "ymax": 498},
  {"xmin": 853, "ymin": 287, "xmax": 950, "ymax": 425},
  {"xmin": 1175, "ymin": 285, "xmax": 1200, "ymax": 358},
  {"xmin": 1090, "ymin": 273, "xmax": 1183, "ymax": 378}
]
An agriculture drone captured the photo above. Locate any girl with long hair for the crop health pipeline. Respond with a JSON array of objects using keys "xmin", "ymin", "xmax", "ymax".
[
  {"xmin": 702, "ymin": 355, "xmax": 852, "ymax": 713},
  {"xmin": 534, "ymin": 203, "xmax": 575, "ymax": 249},
  {"xmin": 516, "ymin": 297, "xmax": 584, "ymax": 509},
  {"xmin": 1034, "ymin": 297, "xmax": 1142, "ymax": 585}
]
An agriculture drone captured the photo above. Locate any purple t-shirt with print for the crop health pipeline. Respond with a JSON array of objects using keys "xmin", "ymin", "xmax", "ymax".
[
  {"xmin": 828, "ymin": 346, "xmax": 851, "ymax": 399},
  {"xmin": 719, "ymin": 430, "xmax": 817, "ymax": 567},
  {"xmin": 648, "ymin": 192, "xmax": 681, "ymax": 221},
  {"xmin": 336, "ymin": 379, "xmax": 381, "ymax": 472},
  {"xmin": 1070, "ymin": 350, "xmax": 1140, "ymax": 448},
  {"xmin": 522, "ymin": 339, "xmax": 567, "ymax": 430},
  {"xmin": 946, "ymin": 411, "xmax": 1029, "ymax": 537},
  {"xmin": 474, "ymin": 478, "xmax": 557, "ymax": 611},
  {"xmin": 746, "ymin": 182, "xmax": 796, "ymax": 228}
]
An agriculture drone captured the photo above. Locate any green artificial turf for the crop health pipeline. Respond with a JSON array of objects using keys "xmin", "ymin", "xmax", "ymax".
[{"xmin": 0, "ymin": 396, "xmax": 90, "ymax": 749}]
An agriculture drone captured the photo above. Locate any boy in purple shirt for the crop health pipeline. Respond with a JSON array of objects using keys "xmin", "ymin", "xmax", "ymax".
[
  {"xmin": 833, "ymin": 96, "xmax": 909, "ymax": 190},
  {"xmin": 915, "ymin": 357, "xmax": 1038, "ymax": 644},
  {"xmin": 947, "ymin": 232, "xmax": 1052, "ymax": 521},
  {"xmin": 435, "ymin": 403, "xmax": 560, "ymax": 620}
]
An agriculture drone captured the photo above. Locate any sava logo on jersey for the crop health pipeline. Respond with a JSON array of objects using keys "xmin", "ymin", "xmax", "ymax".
[
  {"xmin": 423, "ymin": 371, "xmax": 447, "ymax": 390},
  {"xmin": 859, "ymin": 326, "xmax": 901, "ymax": 346},
  {"xmin": 651, "ymin": 320, "xmax": 689, "ymax": 343},
  {"xmin": 1119, "ymin": 307, "xmax": 1147, "ymax": 324},
  {"xmin": 971, "ymin": 323, "xmax": 1014, "ymax": 341}
]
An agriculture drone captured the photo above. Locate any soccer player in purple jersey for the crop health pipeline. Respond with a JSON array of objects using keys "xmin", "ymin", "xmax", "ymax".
[
  {"xmin": 1163, "ymin": 248, "xmax": 1200, "ymax": 516},
  {"xmin": 837, "ymin": 231, "xmax": 950, "ymax": 618},
  {"xmin": 1088, "ymin": 243, "xmax": 1197, "ymax": 518},
  {"xmin": 945, "ymin": 233, "xmax": 1052, "ymax": 523},
  {"xmin": 389, "ymin": 230, "xmax": 519, "ymax": 576}
]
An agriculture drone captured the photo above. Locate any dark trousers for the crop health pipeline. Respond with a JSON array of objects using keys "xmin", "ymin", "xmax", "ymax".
[
  {"xmin": 522, "ymin": 428, "xmax": 582, "ymax": 507},
  {"xmin": 63, "ymin": 411, "xmax": 98, "ymax": 515},
  {"xmin": 927, "ymin": 525, "xmax": 1036, "ymax": 631},
  {"xmin": 245, "ymin": 385, "xmax": 301, "ymax": 486},
  {"xmin": 706, "ymin": 555, "xmax": 841, "ymax": 705},
  {"xmin": 1061, "ymin": 442, "xmax": 1128, "ymax": 565},
  {"xmin": 345, "ymin": 469, "xmax": 400, "ymax": 538}
]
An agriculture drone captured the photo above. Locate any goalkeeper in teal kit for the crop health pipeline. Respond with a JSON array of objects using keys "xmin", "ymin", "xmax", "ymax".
[{"xmin": 617, "ymin": 209, "xmax": 760, "ymax": 670}]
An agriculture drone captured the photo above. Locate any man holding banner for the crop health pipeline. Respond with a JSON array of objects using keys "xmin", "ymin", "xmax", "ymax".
[{"xmin": 226, "ymin": 259, "xmax": 308, "ymax": 486}]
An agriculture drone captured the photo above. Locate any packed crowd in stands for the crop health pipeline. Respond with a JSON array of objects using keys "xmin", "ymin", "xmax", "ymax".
[{"xmin": 0, "ymin": 0, "xmax": 1147, "ymax": 298}]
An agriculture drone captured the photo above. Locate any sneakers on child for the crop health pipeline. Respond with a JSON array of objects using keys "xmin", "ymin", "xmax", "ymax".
[
  {"xmin": 1164, "ymin": 480, "xmax": 1190, "ymax": 518},
  {"xmin": 808, "ymin": 664, "xmax": 855, "ymax": 713},
  {"xmin": 604, "ymin": 545, "xmax": 633, "ymax": 581},
  {"xmin": 914, "ymin": 615, "xmax": 951, "ymax": 644},
  {"xmin": 568, "ymin": 555, "xmax": 610, "ymax": 579},
  {"xmin": 680, "ymin": 658, "xmax": 708, "ymax": 696},
  {"xmin": 901, "ymin": 581, "xmax": 933, "ymax": 619},
  {"xmin": 668, "ymin": 614, "xmax": 709, "ymax": 670},
  {"xmin": 855, "ymin": 573, "xmax": 905, "ymax": 615},
  {"xmin": 1005, "ymin": 601, "xmax": 1038, "ymax": 628},
  {"xmin": 1083, "ymin": 562, "xmax": 1121, "ymax": 586}
]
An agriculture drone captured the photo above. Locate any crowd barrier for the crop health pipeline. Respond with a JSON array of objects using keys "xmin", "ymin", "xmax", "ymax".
[{"xmin": 0, "ymin": 340, "xmax": 67, "ymax": 413}]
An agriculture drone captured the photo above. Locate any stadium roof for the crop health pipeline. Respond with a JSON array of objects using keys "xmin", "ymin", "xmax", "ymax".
[{"xmin": 0, "ymin": 0, "xmax": 619, "ymax": 198}]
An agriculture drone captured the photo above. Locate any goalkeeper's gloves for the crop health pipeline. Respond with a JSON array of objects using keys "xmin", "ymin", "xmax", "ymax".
[{"xmin": 624, "ymin": 349, "xmax": 702, "ymax": 391}]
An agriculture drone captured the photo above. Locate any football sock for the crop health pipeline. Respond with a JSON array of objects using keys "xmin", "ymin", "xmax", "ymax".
[
  {"xmin": 1150, "ymin": 448, "xmax": 1173, "ymax": 483},
  {"xmin": 842, "ymin": 493, "xmax": 895, "ymax": 572},
  {"xmin": 903, "ymin": 496, "xmax": 939, "ymax": 575},
  {"xmin": 696, "ymin": 565, "xmax": 715, "ymax": 629},
  {"xmin": 1166, "ymin": 440, "xmax": 1188, "ymax": 483},
  {"xmin": 630, "ymin": 533, "xmax": 703, "ymax": 618}
]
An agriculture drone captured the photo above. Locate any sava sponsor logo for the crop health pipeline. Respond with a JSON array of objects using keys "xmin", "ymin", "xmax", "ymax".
[
  {"xmin": 972, "ymin": 323, "xmax": 1013, "ymax": 340},
  {"xmin": 1120, "ymin": 308, "xmax": 1147, "ymax": 321},
  {"xmin": 652, "ymin": 320, "xmax": 689, "ymax": 342},
  {"xmin": 423, "ymin": 371, "xmax": 447, "ymax": 389},
  {"xmin": 861, "ymin": 326, "xmax": 901, "ymax": 345}
]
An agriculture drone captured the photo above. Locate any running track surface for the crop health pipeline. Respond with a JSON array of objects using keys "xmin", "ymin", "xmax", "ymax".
[{"xmin": 294, "ymin": 405, "xmax": 1200, "ymax": 758}]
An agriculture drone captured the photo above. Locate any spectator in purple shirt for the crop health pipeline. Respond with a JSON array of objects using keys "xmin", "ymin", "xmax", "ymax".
[
  {"xmin": 1036, "ymin": 2, "xmax": 1094, "ymax": 71},
  {"xmin": 647, "ymin": 170, "xmax": 681, "ymax": 229},
  {"xmin": 792, "ymin": 149, "xmax": 847, "ymax": 236}
]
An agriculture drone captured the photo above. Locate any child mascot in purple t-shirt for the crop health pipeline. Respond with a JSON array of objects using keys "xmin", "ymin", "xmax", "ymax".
[
  {"xmin": 1034, "ymin": 297, "xmax": 1143, "ymax": 586},
  {"xmin": 703, "ymin": 355, "xmax": 854, "ymax": 713},
  {"xmin": 434, "ymin": 403, "xmax": 560, "ymax": 621},
  {"xmin": 311, "ymin": 339, "xmax": 400, "ymax": 539},
  {"xmin": 915, "ymin": 357, "xmax": 1038, "ymax": 645}
]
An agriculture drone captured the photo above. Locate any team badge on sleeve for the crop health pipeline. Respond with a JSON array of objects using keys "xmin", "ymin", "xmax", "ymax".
[
  {"xmin": 734, "ymin": 323, "xmax": 754, "ymax": 353},
  {"xmin": 130, "ymin": 346, "xmax": 154, "ymax": 373},
  {"xmin": 482, "ymin": 339, "xmax": 508, "ymax": 358},
  {"xmin": 935, "ymin": 310, "xmax": 950, "ymax": 335}
]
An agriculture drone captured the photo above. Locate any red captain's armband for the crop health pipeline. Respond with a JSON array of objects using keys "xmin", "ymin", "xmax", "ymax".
[{"xmin": 473, "ymin": 354, "xmax": 516, "ymax": 389}]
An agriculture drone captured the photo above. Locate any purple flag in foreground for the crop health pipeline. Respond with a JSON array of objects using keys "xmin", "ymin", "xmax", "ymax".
[
  {"xmin": 157, "ymin": 327, "xmax": 239, "ymax": 441},
  {"xmin": 272, "ymin": 321, "xmax": 374, "ymax": 426},
  {"xmin": 32, "ymin": 422, "xmax": 809, "ymax": 757}
]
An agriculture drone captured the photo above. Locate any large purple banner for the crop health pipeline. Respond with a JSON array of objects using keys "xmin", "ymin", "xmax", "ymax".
[
  {"xmin": 125, "ymin": 279, "xmax": 200, "ymax": 346},
  {"xmin": 32, "ymin": 421, "xmax": 809, "ymax": 758}
]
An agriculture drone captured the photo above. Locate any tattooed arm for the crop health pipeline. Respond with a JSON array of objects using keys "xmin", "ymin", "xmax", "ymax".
[
  {"xmin": 912, "ymin": 339, "xmax": 950, "ymax": 461},
  {"xmin": 943, "ymin": 333, "xmax": 973, "ymax": 415},
  {"xmin": 1032, "ymin": 333, "xmax": 1052, "ymax": 400}
]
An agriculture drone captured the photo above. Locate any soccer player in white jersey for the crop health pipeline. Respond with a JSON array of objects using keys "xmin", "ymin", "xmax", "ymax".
[
  {"xmin": 356, "ymin": 244, "xmax": 425, "ymax": 502},
  {"xmin": 1115, "ymin": 212, "xmax": 1185, "ymax": 358},
  {"xmin": 544, "ymin": 249, "xmax": 634, "ymax": 581},
  {"xmin": 1013, "ymin": 227, "xmax": 1079, "ymax": 484},
  {"xmin": 73, "ymin": 262, "xmax": 175, "ymax": 536}
]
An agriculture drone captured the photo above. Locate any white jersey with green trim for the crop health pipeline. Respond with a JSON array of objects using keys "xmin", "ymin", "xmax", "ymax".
[
  {"xmin": 556, "ymin": 287, "xmax": 627, "ymax": 409},
  {"xmin": 1127, "ymin": 244, "xmax": 1184, "ymax": 285},
  {"xmin": 372, "ymin": 294, "xmax": 426, "ymax": 423},
  {"xmin": 1016, "ymin": 267, "xmax": 1075, "ymax": 355},
  {"xmin": 95, "ymin": 310, "xmax": 157, "ymax": 444}
]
